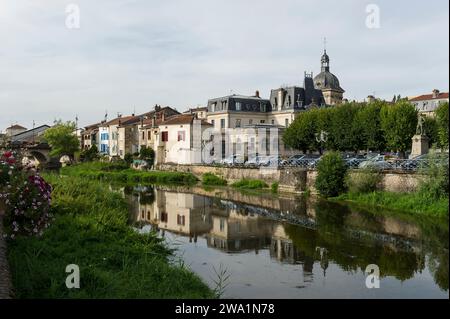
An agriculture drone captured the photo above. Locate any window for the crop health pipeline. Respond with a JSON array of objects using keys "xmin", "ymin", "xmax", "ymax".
[
  {"xmin": 235, "ymin": 119, "xmax": 241, "ymax": 128},
  {"xmin": 249, "ymin": 119, "xmax": 253, "ymax": 125},
  {"xmin": 260, "ymin": 120, "xmax": 265, "ymax": 124},
  {"xmin": 161, "ymin": 131, "xmax": 168, "ymax": 142},
  {"xmin": 271, "ymin": 119, "xmax": 275, "ymax": 124},
  {"xmin": 285, "ymin": 118, "xmax": 289, "ymax": 127},
  {"xmin": 211, "ymin": 119, "xmax": 215, "ymax": 127},
  {"xmin": 161, "ymin": 212, "xmax": 168, "ymax": 222},
  {"xmin": 142, "ymin": 131, "xmax": 145, "ymax": 140},
  {"xmin": 260, "ymin": 103, "xmax": 266, "ymax": 112},
  {"xmin": 236, "ymin": 102, "xmax": 242, "ymax": 111},
  {"xmin": 219, "ymin": 218, "xmax": 225, "ymax": 232},
  {"xmin": 177, "ymin": 214, "xmax": 185, "ymax": 226},
  {"xmin": 220, "ymin": 119, "xmax": 225, "ymax": 129},
  {"xmin": 177, "ymin": 131, "xmax": 185, "ymax": 141},
  {"xmin": 211, "ymin": 102, "xmax": 217, "ymax": 112},
  {"xmin": 288, "ymin": 95, "xmax": 292, "ymax": 106},
  {"xmin": 148, "ymin": 131, "xmax": 151, "ymax": 140}
]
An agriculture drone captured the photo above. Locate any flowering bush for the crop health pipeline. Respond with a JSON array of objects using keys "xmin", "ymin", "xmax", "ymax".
[{"xmin": 1, "ymin": 150, "xmax": 53, "ymax": 239}]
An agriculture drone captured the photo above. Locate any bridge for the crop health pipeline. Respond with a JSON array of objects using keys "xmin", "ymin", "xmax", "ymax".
[{"xmin": 2, "ymin": 143, "xmax": 55, "ymax": 168}]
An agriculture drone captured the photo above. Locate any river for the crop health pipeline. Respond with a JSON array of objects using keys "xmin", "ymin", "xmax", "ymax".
[{"xmin": 119, "ymin": 184, "xmax": 448, "ymax": 299}]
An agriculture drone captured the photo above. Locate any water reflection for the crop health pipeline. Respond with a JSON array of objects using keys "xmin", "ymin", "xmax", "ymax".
[{"xmin": 121, "ymin": 185, "xmax": 448, "ymax": 298}]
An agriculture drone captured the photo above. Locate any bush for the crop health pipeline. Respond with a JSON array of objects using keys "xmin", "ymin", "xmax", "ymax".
[
  {"xmin": 80, "ymin": 145, "xmax": 99, "ymax": 162},
  {"xmin": 315, "ymin": 151, "xmax": 348, "ymax": 197},
  {"xmin": 345, "ymin": 168, "xmax": 382, "ymax": 194},
  {"xmin": 418, "ymin": 151, "xmax": 449, "ymax": 200},
  {"xmin": 271, "ymin": 182, "xmax": 279, "ymax": 193},
  {"xmin": 124, "ymin": 153, "xmax": 134, "ymax": 165},
  {"xmin": 202, "ymin": 173, "xmax": 227, "ymax": 186},
  {"xmin": 232, "ymin": 179, "xmax": 268, "ymax": 189}
]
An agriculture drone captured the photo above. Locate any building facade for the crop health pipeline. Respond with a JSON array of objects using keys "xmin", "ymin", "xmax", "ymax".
[{"xmin": 409, "ymin": 89, "xmax": 449, "ymax": 116}]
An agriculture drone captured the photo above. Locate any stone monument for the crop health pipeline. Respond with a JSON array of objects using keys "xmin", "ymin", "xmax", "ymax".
[{"xmin": 410, "ymin": 114, "xmax": 429, "ymax": 159}]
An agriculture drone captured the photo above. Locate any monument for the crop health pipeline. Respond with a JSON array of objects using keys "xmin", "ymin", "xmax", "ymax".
[{"xmin": 410, "ymin": 114, "xmax": 429, "ymax": 159}]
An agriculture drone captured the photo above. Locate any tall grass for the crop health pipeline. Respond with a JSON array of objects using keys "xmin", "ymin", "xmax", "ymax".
[
  {"xmin": 7, "ymin": 174, "xmax": 213, "ymax": 298},
  {"xmin": 231, "ymin": 179, "xmax": 268, "ymax": 189},
  {"xmin": 61, "ymin": 162, "xmax": 198, "ymax": 185},
  {"xmin": 202, "ymin": 173, "xmax": 227, "ymax": 186}
]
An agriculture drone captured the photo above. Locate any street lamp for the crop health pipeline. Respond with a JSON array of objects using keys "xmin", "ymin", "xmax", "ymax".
[{"xmin": 315, "ymin": 130, "xmax": 328, "ymax": 155}]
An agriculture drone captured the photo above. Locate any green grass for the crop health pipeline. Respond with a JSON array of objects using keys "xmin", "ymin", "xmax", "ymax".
[
  {"xmin": 334, "ymin": 191, "xmax": 448, "ymax": 217},
  {"xmin": 61, "ymin": 162, "xmax": 198, "ymax": 185},
  {"xmin": 7, "ymin": 174, "xmax": 213, "ymax": 299},
  {"xmin": 202, "ymin": 173, "xmax": 227, "ymax": 186},
  {"xmin": 231, "ymin": 179, "xmax": 268, "ymax": 190},
  {"xmin": 271, "ymin": 182, "xmax": 279, "ymax": 193}
]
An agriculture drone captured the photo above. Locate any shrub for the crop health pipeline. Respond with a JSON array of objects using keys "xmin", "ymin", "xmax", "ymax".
[
  {"xmin": 418, "ymin": 151, "xmax": 449, "ymax": 200},
  {"xmin": 202, "ymin": 173, "xmax": 227, "ymax": 186},
  {"xmin": 232, "ymin": 179, "xmax": 268, "ymax": 189},
  {"xmin": 1, "ymin": 150, "xmax": 53, "ymax": 239},
  {"xmin": 271, "ymin": 182, "xmax": 279, "ymax": 193},
  {"xmin": 124, "ymin": 153, "xmax": 134, "ymax": 166},
  {"xmin": 315, "ymin": 151, "xmax": 348, "ymax": 197},
  {"xmin": 345, "ymin": 168, "xmax": 382, "ymax": 194}
]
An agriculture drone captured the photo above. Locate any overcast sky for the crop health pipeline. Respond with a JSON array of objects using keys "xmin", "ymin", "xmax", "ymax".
[{"xmin": 0, "ymin": 0, "xmax": 448, "ymax": 130}]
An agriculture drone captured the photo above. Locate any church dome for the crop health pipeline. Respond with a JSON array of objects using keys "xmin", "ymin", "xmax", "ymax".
[
  {"xmin": 314, "ymin": 49, "xmax": 344, "ymax": 93},
  {"xmin": 313, "ymin": 71, "xmax": 344, "ymax": 93}
]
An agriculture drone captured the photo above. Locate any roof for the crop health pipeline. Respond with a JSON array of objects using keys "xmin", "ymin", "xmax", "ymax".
[
  {"xmin": 313, "ymin": 71, "xmax": 345, "ymax": 93},
  {"xmin": 102, "ymin": 115, "xmax": 137, "ymax": 126},
  {"xmin": 159, "ymin": 114, "xmax": 212, "ymax": 126},
  {"xmin": 209, "ymin": 94, "xmax": 268, "ymax": 101},
  {"xmin": 409, "ymin": 92, "xmax": 449, "ymax": 102},
  {"xmin": 7, "ymin": 124, "xmax": 27, "ymax": 130}
]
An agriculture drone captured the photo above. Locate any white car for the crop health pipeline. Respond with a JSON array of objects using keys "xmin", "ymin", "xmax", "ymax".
[{"xmin": 220, "ymin": 154, "xmax": 245, "ymax": 165}]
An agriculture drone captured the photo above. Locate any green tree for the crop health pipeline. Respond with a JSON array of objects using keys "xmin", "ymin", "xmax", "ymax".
[
  {"xmin": 283, "ymin": 109, "xmax": 319, "ymax": 153},
  {"xmin": 315, "ymin": 151, "xmax": 348, "ymax": 197},
  {"xmin": 380, "ymin": 101, "xmax": 417, "ymax": 157},
  {"xmin": 139, "ymin": 146, "xmax": 155, "ymax": 166},
  {"xmin": 327, "ymin": 102, "xmax": 361, "ymax": 152},
  {"xmin": 435, "ymin": 102, "xmax": 449, "ymax": 149},
  {"xmin": 80, "ymin": 145, "xmax": 99, "ymax": 162},
  {"xmin": 43, "ymin": 120, "xmax": 80, "ymax": 157},
  {"xmin": 354, "ymin": 101, "xmax": 386, "ymax": 152},
  {"xmin": 423, "ymin": 116, "xmax": 439, "ymax": 148}
]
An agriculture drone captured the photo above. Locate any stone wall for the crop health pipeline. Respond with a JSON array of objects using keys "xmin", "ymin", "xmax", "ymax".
[{"xmin": 157, "ymin": 164, "xmax": 422, "ymax": 194}]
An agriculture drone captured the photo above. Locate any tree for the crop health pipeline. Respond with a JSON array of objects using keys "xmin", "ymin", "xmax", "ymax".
[
  {"xmin": 80, "ymin": 145, "xmax": 99, "ymax": 162},
  {"xmin": 315, "ymin": 151, "xmax": 348, "ymax": 197},
  {"xmin": 422, "ymin": 116, "xmax": 439, "ymax": 148},
  {"xmin": 380, "ymin": 101, "xmax": 417, "ymax": 157},
  {"xmin": 327, "ymin": 102, "xmax": 361, "ymax": 152},
  {"xmin": 283, "ymin": 109, "xmax": 319, "ymax": 153},
  {"xmin": 139, "ymin": 146, "xmax": 155, "ymax": 166},
  {"xmin": 43, "ymin": 120, "xmax": 80, "ymax": 157},
  {"xmin": 435, "ymin": 102, "xmax": 449, "ymax": 149},
  {"xmin": 354, "ymin": 101, "xmax": 386, "ymax": 152}
]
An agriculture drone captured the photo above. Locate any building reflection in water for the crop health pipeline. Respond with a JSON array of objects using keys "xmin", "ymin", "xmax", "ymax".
[{"xmin": 125, "ymin": 186, "xmax": 448, "ymax": 292}]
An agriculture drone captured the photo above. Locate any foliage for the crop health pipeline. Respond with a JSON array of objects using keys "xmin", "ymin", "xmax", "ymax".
[
  {"xmin": 7, "ymin": 175, "xmax": 214, "ymax": 298},
  {"xmin": 1, "ymin": 150, "xmax": 53, "ymax": 239},
  {"xmin": 43, "ymin": 120, "xmax": 80, "ymax": 157},
  {"xmin": 380, "ymin": 101, "xmax": 418, "ymax": 156},
  {"xmin": 326, "ymin": 103, "xmax": 362, "ymax": 152},
  {"xmin": 60, "ymin": 161, "xmax": 198, "ymax": 185},
  {"xmin": 282, "ymin": 109, "xmax": 319, "ymax": 153},
  {"xmin": 139, "ymin": 146, "xmax": 155, "ymax": 166},
  {"xmin": 435, "ymin": 102, "xmax": 449, "ymax": 149},
  {"xmin": 315, "ymin": 151, "xmax": 348, "ymax": 197},
  {"xmin": 423, "ymin": 116, "xmax": 439, "ymax": 148},
  {"xmin": 418, "ymin": 150, "xmax": 449, "ymax": 200},
  {"xmin": 271, "ymin": 182, "xmax": 279, "ymax": 193},
  {"xmin": 354, "ymin": 101, "xmax": 386, "ymax": 151},
  {"xmin": 202, "ymin": 173, "xmax": 227, "ymax": 186},
  {"xmin": 231, "ymin": 179, "xmax": 268, "ymax": 189},
  {"xmin": 124, "ymin": 153, "xmax": 134, "ymax": 166},
  {"xmin": 345, "ymin": 168, "xmax": 382, "ymax": 194},
  {"xmin": 80, "ymin": 145, "xmax": 99, "ymax": 162}
]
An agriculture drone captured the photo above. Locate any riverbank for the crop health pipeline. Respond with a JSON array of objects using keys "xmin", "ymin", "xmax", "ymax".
[
  {"xmin": 333, "ymin": 191, "xmax": 448, "ymax": 218},
  {"xmin": 61, "ymin": 162, "xmax": 198, "ymax": 185},
  {"xmin": 7, "ymin": 174, "xmax": 213, "ymax": 298}
]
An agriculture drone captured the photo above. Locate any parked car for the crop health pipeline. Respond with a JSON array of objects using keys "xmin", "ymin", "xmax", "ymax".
[
  {"xmin": 359, "ymin": 155, "xmax": 392, "ymax": 170},
  {"xmin": 220, "ymin": 154, "xmax": 245, "ymax": 166},
  {"xmin": 262, "ymin": 155, "xmax": 283, "ymax": 167}
]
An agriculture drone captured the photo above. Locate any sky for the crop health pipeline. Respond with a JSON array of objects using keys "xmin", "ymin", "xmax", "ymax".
[{"xmin": 0, "ymin": 0, "xmax": 449, "ymax": 130}]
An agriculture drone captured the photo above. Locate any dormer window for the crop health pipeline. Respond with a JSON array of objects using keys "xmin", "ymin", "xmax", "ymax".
[{"xmin": 236, "ymin": 102, "xmax": 242, "ymax": 111}]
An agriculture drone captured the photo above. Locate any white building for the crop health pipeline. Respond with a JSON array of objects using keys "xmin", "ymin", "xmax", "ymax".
[{"xmin": 409, "ymin": 89, "xmax": 449, "ymax": 116}]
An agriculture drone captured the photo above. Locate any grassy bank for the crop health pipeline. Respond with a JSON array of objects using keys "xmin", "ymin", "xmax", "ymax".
[
  {"xmin": 61, "ymin": 162, "xmax": 198, "ymax": 185},
  {"xmin": 334, "ymin": 191, "xmax": 448, "ymax": 217},
  {"xmin": 7, "ymin": 174, "xmax": 213, "ymax": 298},
  {"xmin": 231, "ymin": 179, "xmax": 268, "ymax": 190}
]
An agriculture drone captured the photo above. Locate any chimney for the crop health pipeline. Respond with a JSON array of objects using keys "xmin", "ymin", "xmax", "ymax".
[
  {"xmin": 152, "ymin": 115, "xmax": 156, "ymax": 127},
  {"xmin": 255, "ymin": 90, "xmax": 260, "ymax": 98},
  {"xmin": 432, "ymin": 89, "xmax": 440, "ymax": 98}
]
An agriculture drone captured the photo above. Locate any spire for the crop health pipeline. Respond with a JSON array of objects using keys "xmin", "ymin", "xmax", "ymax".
[{"xmin": 321, "ymin": 37, "xmax": 330, "ymax": 72}]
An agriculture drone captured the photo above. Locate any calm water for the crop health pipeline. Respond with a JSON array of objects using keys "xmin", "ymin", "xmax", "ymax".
[{"xmin": 121, "ymin": 185, "xmax": 448, "ymax": 299}]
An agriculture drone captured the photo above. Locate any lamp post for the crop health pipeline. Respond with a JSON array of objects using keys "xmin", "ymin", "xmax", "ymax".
[{"xmin": 315, "ymin": 130, "xmax": 328, "ymax": 155}]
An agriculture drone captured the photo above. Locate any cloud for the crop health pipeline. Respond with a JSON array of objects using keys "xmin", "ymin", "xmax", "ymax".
[{"xmin": 0, "ymin": 0, "xmax": 448, "ymax": 130}]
